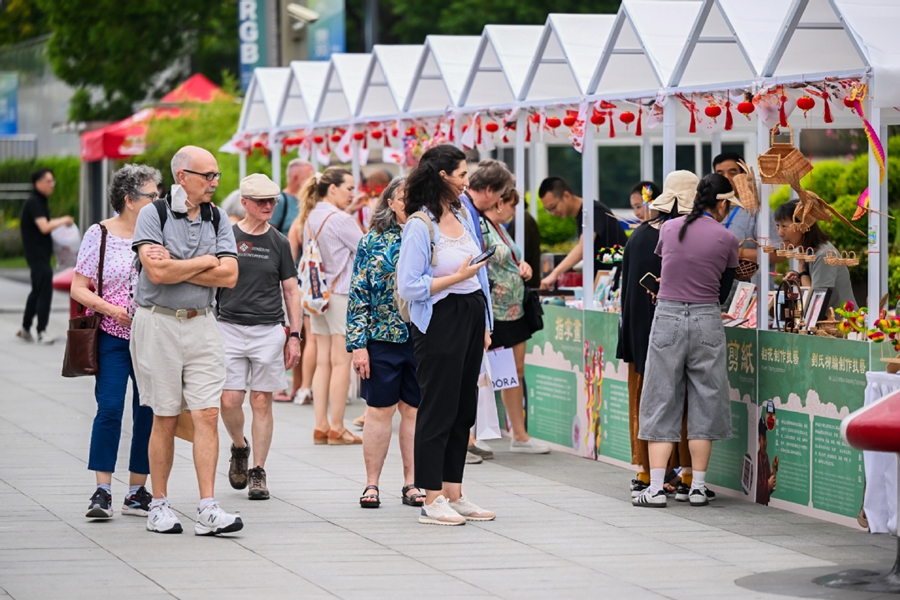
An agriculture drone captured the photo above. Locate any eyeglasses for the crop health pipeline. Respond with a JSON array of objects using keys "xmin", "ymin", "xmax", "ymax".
[
  {"xmin": 135, "ymin": 192, "xmax": 160, "ymax": 201},
  {"xmin": 183, "ymin": 169, "xmax": 222, "ymax": 182},
  {"xmin": 246, "ymin": 197, "xmax": 279, "ymax": 206}
]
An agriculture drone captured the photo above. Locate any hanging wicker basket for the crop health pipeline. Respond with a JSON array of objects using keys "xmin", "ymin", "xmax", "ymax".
[
  {"xmin": 732, "ymin": 160, "xmax": 760, "ymax": 215},
  {"xmin": 824, "ymin": 249, "xmax": 841, "ymax": 266},
  {"xmin": 841, "ymin": 250, "xmax": 860, "ymax": 266},
  {"xmin": 758, "ymin": 125, "xmax": 813, "ymax": 185},
  {"xmin": 735, "ymin": 238, "xmax": 759, "ymax": 282}
]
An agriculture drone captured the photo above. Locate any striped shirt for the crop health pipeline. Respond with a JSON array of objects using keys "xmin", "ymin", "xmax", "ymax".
[{"xmin": 303, "ymin": 201, "xmax": 363, "ymax": 295}]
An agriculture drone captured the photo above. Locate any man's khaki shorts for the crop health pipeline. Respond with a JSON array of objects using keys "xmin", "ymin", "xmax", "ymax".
[
  {"xmin": 130, "ymin": 306, "xmax": 225, "ymax": 417},
  {"xmin": 310, "ymin": 293, "xmax": 348, "ymax": 337}
]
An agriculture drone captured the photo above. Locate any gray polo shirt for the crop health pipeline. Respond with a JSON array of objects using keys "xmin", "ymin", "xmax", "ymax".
[{"xmin": 132, "ymin": 201, "xmax": 237, "ymax": 310}]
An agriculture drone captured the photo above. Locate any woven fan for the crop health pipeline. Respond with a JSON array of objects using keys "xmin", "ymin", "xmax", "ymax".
[
  {"xmin": 732, "ymin": 160, "xmax": 759, "ymax": 215},
  {"xmin": 783, "ymin": 168, "xmax": 865, "ymax": 236}
]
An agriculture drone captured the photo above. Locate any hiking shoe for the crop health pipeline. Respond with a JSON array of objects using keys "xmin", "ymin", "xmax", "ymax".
[
  {"xmin": 147, "ymin": 499, "xmax": 183, "ymax": 533},
  {"xmin": 228, "ymin": 438, "xmax": 250, "ymax": 490},
  {"xmin": 86, "ymin": 488, "xmax": 113, "ymax": 519},
  {"xmin": 418, "ymin": 495, "xmax": 466, "ymax": 526},
  {"xmin": 675, "ymin": 482, "xmax": 690, "ymax": 502},
  {"xmin": 690, "ymin": 486, "xmax": 710, "ymax": 506},
  {"xmin": 448, "ymin": 495, "xmax": 496, "ymax": 521},
  {"xmin": 630, "ymin": 479, "xmax": 649, "ymax": 498},
  {"xmin": 468, "ymin": 440, "xmax": 494, "ymax": 459},
  {"xmin": 632, "ymin": 489, "xmax": 667, "ymax": 508},
  {"xmin": 247, "ymin": 467, "xmax": 269, "ymax": 500},
  {"xmin": 122, "ymin": 486, "xmax": 153, "ymax": 516},
  {"xmin": 510, "ymin": 438, "xmax": 550, "ymax": 454},
  {"xmin": 194, "ymin": 501, "xmax": 243, "ymax": 536},
  {"xmin": 16, "ymin": 329, "xmax": 33, "ymax": 343},
  {"xmin": 465, "ymin": 451, "xmax": 483, "ymax": 464}
]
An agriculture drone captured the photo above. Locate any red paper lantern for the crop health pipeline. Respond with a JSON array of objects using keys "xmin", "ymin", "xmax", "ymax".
[
  {"xmin": 797, "ymin": 95, "xmax": 815, "ymax": 116},
  {"xmin": 704, "ymin": 104, "xmax": 722, "ymax": 121},
  {"xmin": 563, "ymin": 116, "xmax": 577, "ymax": 128},
  {"xmin": 391, "ymin": 128, "xmax": 399, "ymax": 137},
  {"xmin": 737, "ymin": 101, "xmax": 755, "ymax": 117},
  {"xmin": 485, "ymin": 122, "xmax": 499, "ymax": 133},
  {"xmin": 590, "ymin": 112, "xmax": 606, "ymax": 126},
  {"xmin": 618, "ymin": 111, "xmax": 635, "ymax": 125},
  {"xmin": 313, "ymin": 135, "xmax": 324, "ymax": 144},
  {"xmin": 253, "ymin": 141, "xmax": 264, "ymax": 148},
  {"xmin": 370, "ymin": 130, "xmax": 383, "ymax": 140},
  {"xmin": 530, "ymin": 114, "xmax": 541, "ymax": 124},
  {"xmin": 330, "ymin": 134, "xmax": 342, "ymax": 143},
  {"xmin": 352, "ymin": 131, "xmax": 365, "ymax": 141},
  {"xmin": 545, "ymin": 117, "xmax": 561, "ymax": 129}
]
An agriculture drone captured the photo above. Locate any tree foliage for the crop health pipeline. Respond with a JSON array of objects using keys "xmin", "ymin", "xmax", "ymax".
[
  {"xmin": 387, "ymin": 0, "xmax": 621, "ymax": 43},
  {"xmin": 0, "ymin": 0, "xmax": 49, "ymax": 46},
  {"xmin": 35, "ymin": 0, "xmax": 237, "ymax": 122}
]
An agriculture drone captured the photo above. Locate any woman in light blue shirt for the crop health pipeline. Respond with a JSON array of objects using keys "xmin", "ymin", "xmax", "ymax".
[{"xmin": 397, "ymin": 144, "xmax": 495, "ymax": 526}]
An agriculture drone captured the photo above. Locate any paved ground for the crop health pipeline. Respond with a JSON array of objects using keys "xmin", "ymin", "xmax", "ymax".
[{"xmin": 0, "ymin": 271, "xmax": 897, "ymax": 600}]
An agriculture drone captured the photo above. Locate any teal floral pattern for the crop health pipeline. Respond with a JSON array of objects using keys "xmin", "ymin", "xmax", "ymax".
[
  {"xmin": 346, "ymin": 225, "xmax": 409, "ymax": 351},
  {"xmin": 483, "ymin": 218, "xmax": 524, "ymax": 321}
]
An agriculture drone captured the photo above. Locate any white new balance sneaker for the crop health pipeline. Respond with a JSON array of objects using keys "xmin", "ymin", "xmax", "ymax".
[
  {"xmin": 146, "ymin": 499, "xmax": 183, "ymax": 533},
  {"xmin": 194, "ymin": 501, "xmax": 244, "ymax": 536},
  {"xmin": 418, "ymin": 495, "xmax": 466, "ymax": 526},
  {"xmin": 448, "ymin": 495, "xmax": 496, "ymax": 521}
]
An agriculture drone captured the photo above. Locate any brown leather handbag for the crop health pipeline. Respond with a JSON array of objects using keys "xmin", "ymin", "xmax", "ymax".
[{"xmin": 61, "ymin": 224, "xmax": 107, "ymax": 377}]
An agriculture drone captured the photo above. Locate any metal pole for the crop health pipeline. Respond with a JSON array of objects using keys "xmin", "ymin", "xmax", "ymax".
[
  {"xmin": 271, "ymin": 141, "xmax": 282, "ymax": 188},
  {"xmin": 868, "ymin": 104, "xmax": 886, "ymax": 326},
  {"xmin": 711, "ymin": 131, "xmax": 722, "ymax": 166},
  {"xmin": 351, "ymin": 140, "xmax": 361, "ymax": 188},
  {"xmin": 694, "ymin": 139, "xmax": 703, "ymax": 177},
  {"xmin": 582, "ymin": 124, "xmax": 596, "ymax": 312},
  {"xmin": 238, "ymin": 152, "xmax": 247, "ymax": 181},
  {"xmin": 757, "ymin": 120, "xmax": 771, "ymax": 332},
  {"xmin": 101, "ymin": 158, "xmax": 110, "ymax": 220},
  {"xmin": 364, "ymin": 0, "xmax": 379, "ymax": 52},
  {"xmin": 662, "ymin": 97, "xmax": 676, "ymax": 179},
  {"xmin": 529, "ymin": 136, "xmax": 539, "ymax": 219},
  {"xmin": 641, "ymin": 134, "xmax": 653, "ymax": 182},
  {"xmin": 514, "ymin": 111, "xmax": 526, "ymax": 252}
]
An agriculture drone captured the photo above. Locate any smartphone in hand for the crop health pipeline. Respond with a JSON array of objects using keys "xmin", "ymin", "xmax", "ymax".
[
  {"xmin": 639, "ymin": 272, "xmax": 660, "ymax": 295},
  {"xmin": 470, "ymin": 246, "xmax": 497, "ymax": 265}
]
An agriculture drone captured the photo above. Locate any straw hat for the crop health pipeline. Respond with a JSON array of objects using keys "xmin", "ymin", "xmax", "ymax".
[{"xmin": 650, "ymin": 170, "xmax": 700, "ymax": 215}]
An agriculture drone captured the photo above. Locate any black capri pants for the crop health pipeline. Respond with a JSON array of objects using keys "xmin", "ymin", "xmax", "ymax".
[{"xmin": 412, "ymin": 291, "xmax": 486, "ymax": 491}]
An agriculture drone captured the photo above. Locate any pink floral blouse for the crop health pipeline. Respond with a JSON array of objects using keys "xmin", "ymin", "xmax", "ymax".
[{"xmin": 74, "ymin": 223, "xmax": 138, "ymax": 340}]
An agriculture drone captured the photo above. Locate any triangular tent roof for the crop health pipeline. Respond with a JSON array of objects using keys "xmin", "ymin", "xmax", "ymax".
[
  {"xmin": 315, "ymin": 53, "xmax": 373, "ymax": 124},
  {"xmin": 160, "ymin": 74, "xmax": 222, "ymax": 103},
  {"xmin": 520, "ymin": 14, "xmax": 616, "ymax": 102},
  {"xmin": 763, "ymin": 0, "xmax": 867, "ymax": 79},
  {"xmin": 624, "ymin": 0, "xmax": 702, "ymax": 88},
  {"xmin": 670, "ymin": 0, "xmax": 757, "ymax": 89},
  {"xmin": 588, "ymin": 6, "xmax": 663, "ymax": 96},
  {"xmin": 837, "ymin": 0, "xmax": 900, "ymax": 108},
  {"xmin": 404, "ymin": 36, "xmax": 481, "ymax": 115},
  {"xmin": 276, "ymin": 61, "xmax": 329, "ymax": 132},
  {"xmin": 357, "ymin": 45, "xmax": 424, "ymax": 120},
  {"xmin": 238, "ymin": 67, "xmax": 290, "ymax": 133},
  {"xmin": 459, "ymin": 25, "xmax": 544, "ymax": 108},
  {"xmin": 717, "ymin": 0, "xmax": 790, "ymax": 76}
]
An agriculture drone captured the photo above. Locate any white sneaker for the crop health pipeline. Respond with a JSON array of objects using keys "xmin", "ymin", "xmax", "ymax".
[
  {"xmin": 465, "ymin": 451, "xmax": 483, "ymax": 464},
  {"xmin": 194, "ymin": 500, "xmax": 243, "ymax": 536},
  {"xmin": 16, "ymin": 329, "xmax": 33, "ymax": 343},
  {"xmin": 510, "ymin": 438, "xmax": 551, "ymax": 454},
  {"xmin": 146, "ymin": 499, "xmax": 183, "ymax": 533},
  {"xmin": 449, "ymin": 495, "xmax": 496, "ymax": 521},
  {"xmin": 418, "ymin": 495, "xmax": 466, "ymax": 526},
  {"xmin": 632, "ymin": 488, "xmax": 667, "ymax": 508},
  {"xmin": 293, "ymin": 388, "xmax": 312, "ymax": 405}
]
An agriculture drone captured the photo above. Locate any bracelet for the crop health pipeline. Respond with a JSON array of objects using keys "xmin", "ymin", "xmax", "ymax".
[{"xmin": 289, "ymin": 332, "xmax": 301, "ymax": 339}]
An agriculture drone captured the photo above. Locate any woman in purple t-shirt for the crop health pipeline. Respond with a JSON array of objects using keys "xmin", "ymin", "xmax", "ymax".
[{"xmin": 633, "ymin": 173, "xmax": 741, "ymax": 509}]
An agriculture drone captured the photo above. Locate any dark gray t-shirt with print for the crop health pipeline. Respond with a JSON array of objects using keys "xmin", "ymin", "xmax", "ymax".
[{"xmin": 217, "ymin": 225, "xmax": 297, "ymax": 326}]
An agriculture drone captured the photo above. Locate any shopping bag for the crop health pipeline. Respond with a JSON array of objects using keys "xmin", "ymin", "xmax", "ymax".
[{"xmin": 475, "ymin": 354, "xmax": 502, "ymax": 440}]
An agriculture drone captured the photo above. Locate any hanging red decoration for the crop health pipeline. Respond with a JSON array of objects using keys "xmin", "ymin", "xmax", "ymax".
[
  {"xmin": 823, "ymin": 96, "xmax": 833, "ymax": 123},
  {"xmin": 689, "ymin": 98, "xmax": 697, "ymax": 134},
  {"xmin": 391, "ymin": 128, "xmax": 399, "ymax": 137},
  {"xmin": 619, "ymin": 111, "xmax": 636, "ymax": 130},
  {"xmin": 352, "ymin": 131, "xmax": 365, "ymax": 141},
  {"xmin": 608, "ymin": 111, "xmax": 616, "ymax": 138},
  {"xmin": 563, "ymin": 115, "xmax": 577, "ymax": 128},
  {"xmin": 330, "ymin": 133, "xmax": 342, "ymax": 143},
  {"xmin": 589, "ymin": 111, "xmax": 606, "ymax": 129},
  {"xmin": 724, "ymin": 99, "xmax": 734, "ymax": 131},
  {"xmin": 704, "ymin": 104, "xmax": 722, "ymax": 122},
  {"xmin": 406, "ymin": 126, "xmax": 417, "ymax": 137},
  {"xmin": 636, "ymin": 106, "xmax": 643, "ymax": 137},
  {"xmin": 370, "ymin": 130, "xmax": 383, "ymax": 140},
  {"xmin": 545, "ymin": 116, "xmax": 561, "ymax": 129},
  {"xmin": 737, "ymin": 100, "xmax": 755, "ymax": 117},
  {"xmin": 313, "ymin": 135, "xmax": 324, "ymax": 145},
  {"xmin": 844, "ymin": 96, "xmax": 857, "ymax": 113},
  {"xmin": 599, "ymin": 100, "xmax": 617, "ymax": 110},
  {"xmin": 530, "ymin": 113, "xmax": 541, "ymax": 124},
  {"xmin": 779, "ymin": 87, "xmax": 788, "ymax": 127},
  {"xmin": 485, "ymin": 122, "xmax": 499, "ymax": 133},
  {"xmin": 796, "ymin": 95, "xmax": 815, "ymax": 117}
]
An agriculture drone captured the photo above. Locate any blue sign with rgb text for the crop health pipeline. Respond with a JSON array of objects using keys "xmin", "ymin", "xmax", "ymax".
[
  {"xmin": 0, "ymin": 73, "xmax": 17, "ymax": 135},
  {"xmin": 238, "ymin": 0, "xmax": 267, "ymax": 91}
]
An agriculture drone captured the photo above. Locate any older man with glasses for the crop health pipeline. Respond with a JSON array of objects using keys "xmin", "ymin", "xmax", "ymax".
[
  {"xmin": 130, "ymin": 145, "xmax": 242, "ymax": 535},
  {"xmin": 217, "ymin": 173, "xmax": 302, "ymax": 501}
]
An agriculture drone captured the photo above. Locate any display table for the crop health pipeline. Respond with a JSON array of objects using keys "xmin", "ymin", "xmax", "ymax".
[{"xmin": 864, "ymin": 371, "xmax": 900, "ymax": 535}]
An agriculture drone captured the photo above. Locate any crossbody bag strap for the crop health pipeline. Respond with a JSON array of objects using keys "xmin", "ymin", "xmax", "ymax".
[{"xmin": 489, "ymin": 219, "xmax": 519, "ymax": 266}]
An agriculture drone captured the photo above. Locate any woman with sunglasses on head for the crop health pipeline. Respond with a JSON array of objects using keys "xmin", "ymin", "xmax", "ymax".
[
  {"xmin": 398, "ymin": 144, "xmax": 495, "ymax": 526},
  {"xmin": 634, "ymin": 173, "xmax": 741, "ymax": 509},
  {"xmin": 297, "ymin": 167, "xmax": 364, "ymax": 445},
  {"xmin": 71, "ymin": 164, "xmax": 165, "ymax": 519}
]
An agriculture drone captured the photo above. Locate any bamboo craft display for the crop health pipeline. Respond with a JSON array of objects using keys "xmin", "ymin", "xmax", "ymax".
[
  {"xmin": 732, "ymin": 160, "xmax": 760, "ymax": 215},
  {"xmin": 736, "ymin": 238, "xmax": 760, "ymax": 281},
  {"xmin": 758, "ymin": 125, "xmax": 812, "ymax": 184}
]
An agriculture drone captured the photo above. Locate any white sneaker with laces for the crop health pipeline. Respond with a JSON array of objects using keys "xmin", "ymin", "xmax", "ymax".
[
  {"xmin": 146, "ymin": 499, "xmax": 183, "ymax": 533},
  {"xmin": 448, "ymin": 495, "xmax": 496, "ymax": 521},
  {"xmin": 194, "ymin": 500, "xmax": 244, "ymax": 536},
  {"xmin": 509, "ymin": 438, "xmax": 551, "ymax": 454},
  {"xmin": 632, "ymin": 488, "xmax": 667, "ymax": 508},
  {"xmin": 418, "ymin": 495, "xmax": 466, "ymax": 526}
]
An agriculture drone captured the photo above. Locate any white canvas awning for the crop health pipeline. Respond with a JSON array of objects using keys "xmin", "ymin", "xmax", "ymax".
[
  {"xmin": 624, "ymin": 0, "xmax": 702, "ymax": 88},
  {"xmin": 834, "ymin": 0, "xmax": 899, "ymax": 107},
  {"xmin": 459, "ymin": 25, "xmax": 544, "ymax": 108},
  {"xmin": 520, "ymin": 14, "xmax": 616, "ymax": 103},
  {"xmin": 356, "ymin": 45, "xmax": 424, "ymax": 120},
  {"xmin": 404, "ymin": 35, "xmax": 481, "ymax": 116},
  {"xmin": 276, "ymin": 61, "xmax": 329, "ymax": 132},
  {"xmin": 315, "ymin": 53, "xmax": 373, "ymax": 124},
  {"xmin": 237, "ymin": 67, "xmax": 291, "ymax": 134}
]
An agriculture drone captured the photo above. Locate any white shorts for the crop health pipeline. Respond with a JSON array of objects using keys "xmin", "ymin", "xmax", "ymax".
[
  {"xmin": 130, "ymin": 306, "xmax": 225, "ymax": 417},
  {"xmin": 310, "ymin": 293, "xmax": 348, "ymax": 337},
  {"xmin": 220, "ymin": 322, "xmax": 287, "ymax": 393}
]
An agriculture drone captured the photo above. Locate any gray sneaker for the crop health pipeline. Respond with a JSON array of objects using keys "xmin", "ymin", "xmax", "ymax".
[
  {"xmin": 465, "ymin": 451, "xmax": 483, "ymax": 464},
  {"xmin": 467, "ymin": 440, "xmax": 494, "ymax": 459}
]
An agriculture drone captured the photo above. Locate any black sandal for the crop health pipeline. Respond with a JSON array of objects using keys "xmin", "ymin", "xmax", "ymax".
[
  {"xmin": 360, "ymin": 485, "xmax": 380, "ymax": 508},
  {"xmin": 401, "ymin": 485, "xmax": 425, "ymax": 507}
]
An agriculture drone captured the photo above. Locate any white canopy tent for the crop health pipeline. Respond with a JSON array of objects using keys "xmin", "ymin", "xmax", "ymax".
[
  {"xmin": 315, "ymin": 53, "xmax": 373, "ymax": 125},
  {"xmin": 404, "ymin": 35, "xmax": 481, "ymax": 117},
  {"xmin": 276, "ymin": 61, "xmax": 330, "ymax": 134},
  {"xmin": 235, "ymin": 67, "xmax": 290, "ymax": 184},
  {"xmin": 458, "ymin": 25, "xmax": 545, "ymax": 109},
  {"xmin": 357, "ymin": 45, "xmax": 424, "ymax": 121}
]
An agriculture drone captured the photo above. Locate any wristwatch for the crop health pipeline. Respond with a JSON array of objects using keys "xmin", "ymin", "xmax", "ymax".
[{"xmin": 289, "ymin": 332, "xmax": 301, "ymax": 340}]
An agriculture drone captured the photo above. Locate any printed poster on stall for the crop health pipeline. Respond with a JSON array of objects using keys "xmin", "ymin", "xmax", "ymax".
[
  {"xmin": 524, "ymin": 306, "xmax": 588, "ymax": 456},
  {"xmin": 583, "ymin": 310, "xmax": 631, "ymax": 465},
  {"xmin": 757, "ymin": 331, "xmax": 867, "ymax": 524}
]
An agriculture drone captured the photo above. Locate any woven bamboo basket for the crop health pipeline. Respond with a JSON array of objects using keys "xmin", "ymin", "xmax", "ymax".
[
  {"xmin": 841, "ymin": 250, "xmax": 860, "ymax": 267},
  {"xmin": 798, "ymin": 247, "xmax": 817, "ymax": 263},
  {"xmin": 815, "ymin": 308, "xmax": 843, "ymax": 338},
  {"xmin": 735, "ymin": 238, "xmax": 760, "ymax": 282},
  {"xmin": 824, "ymin": 249, "xmax": 841, "ymax": 266},
  {"xmin": 776, "ymin": 242, "xmax": 793, "ymax": 258},
  {"xmin": 758, "ymin": 125, "xmax": 813, "ymax": 185},
  {"xmin": 732, "ymin": 160, "xmax": 759, "ymax": 215}
]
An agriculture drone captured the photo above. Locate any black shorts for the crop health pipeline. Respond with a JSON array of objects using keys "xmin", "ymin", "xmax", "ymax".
[
  {"xmin": 360, "ymin": 338, "xmax": 421, "ymax": 408},
  {"xmin": 488, "ymin": 316, "xmax": 531, "ymax": 350}
]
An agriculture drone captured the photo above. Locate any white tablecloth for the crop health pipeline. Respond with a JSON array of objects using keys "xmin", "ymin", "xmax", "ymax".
[{"xmin": 864, "ymin": 371, "xmax": 899, "ymax": 535}]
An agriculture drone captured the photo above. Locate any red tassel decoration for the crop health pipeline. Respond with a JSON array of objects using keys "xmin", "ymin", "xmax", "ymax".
[
  {"xmin": 779, "ymin": 87, "xmax": 788, "ymax": 127},
  {"xmin": 689, "ymin": 99, "xmax": 697, "ymax": 134},
  {"xmin": 476, "ymin": 120, "xmax": 482, "ymax": 146},
  {"xmin": 823, "ymin": 96, "xmax": 833, "ymax": 123},
  {"xmin": 608, "ymin": 111, "xmax": 615, "ymax": 138},
  {"xmin": 526, "ymin": 123, "xmax": 531, "ymax": 143},
  {"xmin": 636, "ymin": 106, "xmax": 643, "ymax": 137},
  {"xmin": 724, "ymin": 99, "xmax": 734, "ymax": 131}
]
